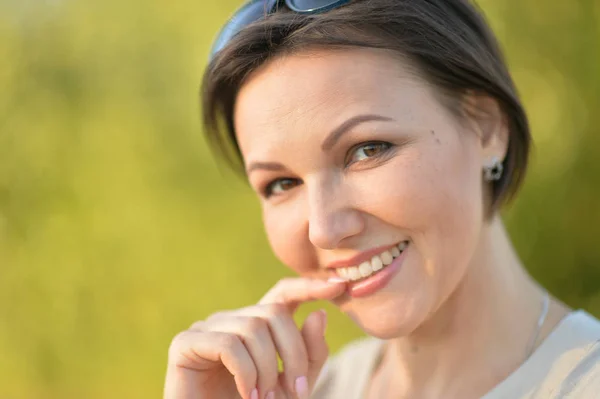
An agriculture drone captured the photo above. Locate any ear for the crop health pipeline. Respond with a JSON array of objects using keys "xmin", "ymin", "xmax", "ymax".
[{"xmin": 461, "ymin": 92, "xmax": 509, "ymax": 166}]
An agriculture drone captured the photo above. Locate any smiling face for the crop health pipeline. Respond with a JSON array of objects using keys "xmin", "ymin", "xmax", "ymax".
[{"xmin": 234, "ymin": 48, "xmax": 506, "ymax": 338}]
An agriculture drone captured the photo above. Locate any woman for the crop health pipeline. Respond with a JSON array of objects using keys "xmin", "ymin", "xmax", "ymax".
[{"xmin": 164, "ymin": 1, "xmax": 600, "ymax": 398}]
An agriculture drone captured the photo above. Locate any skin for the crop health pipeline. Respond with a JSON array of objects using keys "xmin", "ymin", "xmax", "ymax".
[{"xmin": 165, "ymin": 48, "xmax": 571, "ymax": 399}]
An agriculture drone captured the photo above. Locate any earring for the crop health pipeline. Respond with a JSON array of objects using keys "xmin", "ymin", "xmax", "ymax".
[{"xmin": 484, "ymin": 156, "xmax": 503, "ymax": 181}]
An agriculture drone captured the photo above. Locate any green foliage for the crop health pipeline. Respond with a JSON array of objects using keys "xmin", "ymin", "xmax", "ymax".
[{"xmin": 0, "ymin": 0, "xmax": 598, "ymax": 397}]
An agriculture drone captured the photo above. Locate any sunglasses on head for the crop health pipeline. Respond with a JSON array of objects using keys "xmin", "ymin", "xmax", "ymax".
[{"xmin": 210, "ymin": 0, "xmax": 351, "ymax": 60}]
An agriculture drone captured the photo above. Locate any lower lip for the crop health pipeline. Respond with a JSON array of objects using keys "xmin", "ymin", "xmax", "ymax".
[{"xmin": 347, "ymin": 244, "xmax": 408, "ymax": 298}]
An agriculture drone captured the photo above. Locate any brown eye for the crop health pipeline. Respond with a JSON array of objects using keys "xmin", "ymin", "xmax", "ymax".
[
  {"xmin": 348, "ymin": 142, "xmax": 392, "ymax": 164},
  {"xmin": 264, "ymin": 178, "xmax": 300, "ymax": 197}
]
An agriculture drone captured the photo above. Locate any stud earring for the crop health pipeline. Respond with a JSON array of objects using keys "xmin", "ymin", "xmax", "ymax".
[{"xmin": 483, "ymin": 156, "xmax": 503, "ymax": 181}]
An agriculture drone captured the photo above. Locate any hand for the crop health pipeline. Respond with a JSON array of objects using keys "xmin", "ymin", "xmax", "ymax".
[{"xmin": 164, "ymin": 277, "xmax": 346, "ymax": 399}]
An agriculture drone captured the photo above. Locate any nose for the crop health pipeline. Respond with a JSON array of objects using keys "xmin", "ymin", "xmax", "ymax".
[{"xmin": 307, "ymin": 179, "xmax": 364, "ymax": 250}]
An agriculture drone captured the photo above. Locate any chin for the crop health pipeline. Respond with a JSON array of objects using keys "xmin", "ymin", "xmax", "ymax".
[
  {"xmin": 338, "ymin": 289, "xmax": 431, "ymax": 339},
  {"xmin": 334, "ymin": 253, "xmax": 436, "ymax": 339}
]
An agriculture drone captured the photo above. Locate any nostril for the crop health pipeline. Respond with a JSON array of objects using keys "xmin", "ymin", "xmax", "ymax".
[{"xmin": 308, "ymin": 210, "xmax": 365, "ymax": 250}]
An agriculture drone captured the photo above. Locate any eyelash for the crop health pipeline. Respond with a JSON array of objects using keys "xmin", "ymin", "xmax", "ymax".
[{"xmin": 262, "ymin": 141, "xmax": 394, "ymax": 198}]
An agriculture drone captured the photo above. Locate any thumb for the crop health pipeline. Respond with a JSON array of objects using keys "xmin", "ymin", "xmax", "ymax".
[{"xmin": 301, "ymin": 309, "xmax": 329, "ymax": 391}]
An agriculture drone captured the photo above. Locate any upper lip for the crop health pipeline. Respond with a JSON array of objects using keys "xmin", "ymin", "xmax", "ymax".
[{"xmin": 325, "ymin": 242, "xmax": 403, "ymax": 269}]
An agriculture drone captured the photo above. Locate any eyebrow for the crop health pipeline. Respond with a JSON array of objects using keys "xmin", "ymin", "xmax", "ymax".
[
  {"xmin": 245, "ymin": 114, "xmax": 394, "ymax": 175},
  {"xmin": 321, "ymin": 114, "xmax": 394, "ymax": 151},
  {"xmin": 246, "ymin": 161, "xmax": 285, "ymax": 175}
]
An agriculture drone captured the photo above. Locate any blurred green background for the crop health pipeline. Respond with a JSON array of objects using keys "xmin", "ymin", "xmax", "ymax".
[{"xmin": 0, "ymin": 0, "xmax": 598, "ymax": 398}]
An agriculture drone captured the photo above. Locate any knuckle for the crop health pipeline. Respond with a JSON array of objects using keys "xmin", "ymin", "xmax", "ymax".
[
  {"xmin": 272, "ymin": 278, "xmax": 293, "ymax": 293},
  {"xmin": 168, "ymin": 331, "xmax": 191, "ymax": 360},
  {"xmin": 188, "ymin": 320, "xmax": 205, "ymax": 330},
  {"xmin": 243, "ymin": 316, "xmax": 267, "ymax": 335},
  {"xmin": 205, "ymin": 311, "xmax": 227, "ymax": 323},
  {"xmin": 278, "ymin": 277, "xmax": 294, "ymax": 286},
  {"xmin": 170, "ymin": 331, "xmax": 189, "ymax": 347},
  {"xmin": 220, "ymin": 333, "xmax": 242, "ymax": 351},
  {"xmin": 275, "ymin": 277, "xmax": 298, "ymax": 290},
  {"xmin": 264, "ymin": 303, "xmax": 288, "ymax": 318}
]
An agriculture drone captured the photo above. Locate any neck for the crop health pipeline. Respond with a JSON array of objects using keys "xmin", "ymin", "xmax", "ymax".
[{"xmin": 379, "ymin": 216, "xmax": 554, "ymax": 399}]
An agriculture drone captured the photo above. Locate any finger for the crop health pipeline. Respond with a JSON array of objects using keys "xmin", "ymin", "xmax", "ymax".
[
  {"xmin": 188, "ymin": 320, "xmax": 205, "ymax": 331},
  {"xmin": 301, "ymin": 309, "xmax": 329, "ymax": 391},
  {"xmin": 201, "ymin": 316, "xmax": 280, "ymax": 397},
  {"xmin": 259, "ymin": 277, "xmax": 346, "ymax": 308},
  {"xmin": 167, "ymin": 331, "xmax": 257, "ymax": 399},
  {"xmin": 237, "ymin": 303, "xmax": 310, "ymax": 397}
]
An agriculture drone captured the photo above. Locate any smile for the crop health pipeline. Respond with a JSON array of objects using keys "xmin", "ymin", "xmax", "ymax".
[{"xmin": 335, "ymin": 241, "xmax": 408, "ymax": 282}]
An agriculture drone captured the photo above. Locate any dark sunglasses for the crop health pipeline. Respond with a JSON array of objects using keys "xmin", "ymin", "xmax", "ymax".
[{"xmin": 210, "ymin": 0, "xmax": 351, "ymax": 60}]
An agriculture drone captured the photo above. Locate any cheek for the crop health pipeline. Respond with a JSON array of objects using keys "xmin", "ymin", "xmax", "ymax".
[
  {"xmin": 263, "ymin": 204, "xmax": 316, "ymax": 275},
  {"xmin": 357, "ymin": 141, "xmax": 480, "ymax": 231},
  {"xmin": 408, "ymin": 133, "xmax": 483, "ymax": 289},
  {"xmin": 359, "ymin": 134, "xmax": 482, "ymax": 278},
  {"xmin": 414, "ymin": 131, "xmax": 482, "ymax": 234}
]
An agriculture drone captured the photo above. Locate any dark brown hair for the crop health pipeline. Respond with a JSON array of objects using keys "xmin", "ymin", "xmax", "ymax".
[{"xmin": 202, "ymin": 0, "xmax": 530, "ymax": 210}]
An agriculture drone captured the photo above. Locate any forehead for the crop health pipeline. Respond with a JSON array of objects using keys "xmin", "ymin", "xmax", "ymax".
[{"xmin": 233, "ymin": 48, "xmax": 427, "ymax": 160}]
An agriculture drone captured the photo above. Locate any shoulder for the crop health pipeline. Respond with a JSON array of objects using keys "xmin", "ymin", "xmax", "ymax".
[
  {"xmin": 311, "ymin": 337, "xmax": 384, "ymax": 399},
  {"xmin": 547, "ymin": 339, "xmax": 600, "ymax": 397},
  {"xmin": 518, "ymin": 310, "xmax": 600, "ymax": 399},
  {"xmin": 478, "ymin": 310, "xmax": 600, "ymax": 399},
  {"xmin": 546, "ymin": 311, "xmax": 600, "ymax": 398}
]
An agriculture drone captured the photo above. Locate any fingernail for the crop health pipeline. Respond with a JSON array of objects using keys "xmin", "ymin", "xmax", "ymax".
[
  {"xmin": 319, "ymin": 309, "xmax": 327, "ymax": 337},
  {"xmin": 266, "ymin": 392, "xmax": 275, "ymax": 399},
  {"xmin": 295, "ymin": 376, "xmax": 309, "ymax": 398},
  {"xmin": 250, "ymin": 388, "xmax": 258, "ymax": 399},
  {"xmin": 327, "ymin": 276, "xmax": 347, "ymax": 284}
]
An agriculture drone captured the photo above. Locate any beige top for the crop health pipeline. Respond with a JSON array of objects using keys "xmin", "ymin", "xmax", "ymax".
[{"xmin": 312, "ymin": 310, "xmax": 600, "ymax": 398}]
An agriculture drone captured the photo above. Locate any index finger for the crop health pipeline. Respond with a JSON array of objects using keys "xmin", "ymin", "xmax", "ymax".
[{"xmin": 259, "ymin": 277, "xmax": 346, "ymax": 308}]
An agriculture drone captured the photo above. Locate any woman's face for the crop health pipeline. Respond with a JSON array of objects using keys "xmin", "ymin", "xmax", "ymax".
[{"xmin": 234, "ymin": 48, "xmax": 501, "ymax": 338}]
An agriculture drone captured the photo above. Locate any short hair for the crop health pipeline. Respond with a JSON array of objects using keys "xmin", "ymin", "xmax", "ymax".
[{"xmin": 202, "ymin": 0, "xmax": 530, "ymax": 211}]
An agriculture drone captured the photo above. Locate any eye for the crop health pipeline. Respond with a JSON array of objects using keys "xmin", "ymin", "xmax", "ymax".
[
  {"xmin": 263, "ymin": 178, "xmax": 301, "ymax": 198},
  {"xmin": 347, "ymin": 141, "xmax": 393, "ymax": 165}
]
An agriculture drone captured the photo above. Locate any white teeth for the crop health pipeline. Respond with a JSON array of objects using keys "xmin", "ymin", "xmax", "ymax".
[
  {"xmin": 371, "ymin": 255, "xmax": 383, "ymax": 271},
  {"xmin": 359, "ymin": 262, "xmax": 372, "ymax": 277},
  {"xmin": 348, "ymin": 267, "xmax": 361, "ymax": 281},
  {"xmin": 380, "ymin": 250, "xmax": 393, "ymax": 265},
  {"xmin": 335, "ymin": 241, "xmax": 409, "ymax": 281}
]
